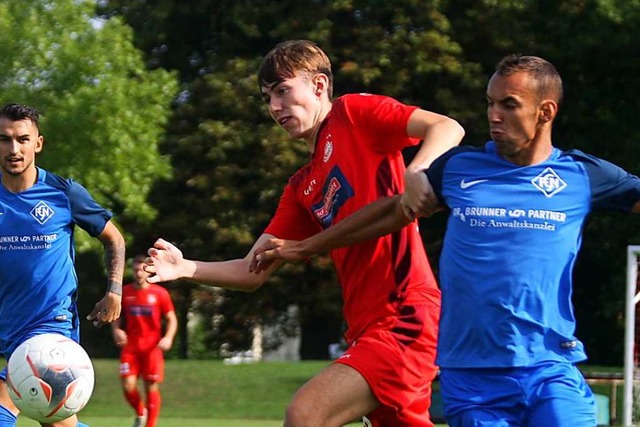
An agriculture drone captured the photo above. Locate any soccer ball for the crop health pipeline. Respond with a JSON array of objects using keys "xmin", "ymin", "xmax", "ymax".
[{"xmin": 6, "ymin": 333, "xmax": 95, "ymax": 423}]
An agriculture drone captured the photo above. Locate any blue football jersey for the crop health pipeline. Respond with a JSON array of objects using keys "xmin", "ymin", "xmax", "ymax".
[
  {"xmin": 427, "ymin": 142, "xmax": 640, "ymax": 368},
  {"xmin": 0, "ymin": 167, "xmax": 112, "ymax": 357}
]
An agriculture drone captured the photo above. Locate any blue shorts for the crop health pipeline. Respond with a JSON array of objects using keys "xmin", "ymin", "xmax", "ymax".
[
  {"xmin": 440, "ymin": 362, "xmax": 596, "ymax": 427},
  {"xmin": 1, "ymin": 326, "xmax": 77, "ymax": 382}
]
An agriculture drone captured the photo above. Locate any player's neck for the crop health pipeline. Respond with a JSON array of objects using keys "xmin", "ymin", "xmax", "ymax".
[
  {"xmin": 306, "ymin": 101, "xmax": 332, "ymax": 154},
  {"xmin": 1, "ymin": 167, "xmax": 38, "ymax": 193}
]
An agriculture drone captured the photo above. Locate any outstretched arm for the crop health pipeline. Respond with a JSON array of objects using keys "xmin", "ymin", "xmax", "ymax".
[
  {"xmin": 251, "ymin": 195, "xmax": 412, "ymax": 273},
  {"xmin": 87, "ymin": 220, "xmax": 126, "ymax": 327},
  {"xmin": 145, "ymin": 234, "xmax": 282, "ymax": 292}
]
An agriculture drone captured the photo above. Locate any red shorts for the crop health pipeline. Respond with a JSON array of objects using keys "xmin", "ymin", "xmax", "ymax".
[
  {"xmin": 119, "ymin": 346, "xmax": 165, "ymax": 383},
  {"xmin": 335, "ymin": 300, "xmax": 439, "ymax": 427}
]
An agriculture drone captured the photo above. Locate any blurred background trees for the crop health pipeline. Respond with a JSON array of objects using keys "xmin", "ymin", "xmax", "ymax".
[{"xmin": 11, "ymin": 0, "xmax": 639, "ymax": 364}]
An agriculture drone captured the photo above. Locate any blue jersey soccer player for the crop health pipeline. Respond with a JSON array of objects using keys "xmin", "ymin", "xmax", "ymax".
[
  {"xmin": 251, "ymin": 55, "xmax": 640, "ymax": 427},
  {"xmin": 0, "ymin": 103, "xmax": 126, "ymax": 427}
]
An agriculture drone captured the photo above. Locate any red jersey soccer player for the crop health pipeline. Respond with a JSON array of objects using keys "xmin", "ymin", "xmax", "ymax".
[
  {"xmin": 145, "ymin": 39, "xmax": 464, "ymax": 427},
  {"xmin": 112, "ymin": 255, "xmax": 177, "ymax": 427}
]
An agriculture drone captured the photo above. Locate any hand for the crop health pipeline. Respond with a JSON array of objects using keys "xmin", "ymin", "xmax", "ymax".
[
  {"xmin": 112, "ymin": 329, "xmax": 128, "ymax": 347},
  {"xmin": 249, "ymin": 238, "xmax": 305, "ymax": 274},
  {"xmin": 87, "ymin": 292, "xmax": 121, "ymax": 328},
  {"xmin": 145, "ymin": 238, "xmax": 187, "ymax": 283},
  {"xmin": 401, "ymin": 169, "xmax": 441, "ymax": 218},
  {"xmin": 157, "ymin": 337, "xmax": 173, "ymax": 351}
]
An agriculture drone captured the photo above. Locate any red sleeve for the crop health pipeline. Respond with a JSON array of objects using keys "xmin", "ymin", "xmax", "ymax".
[
  {"xmin": 264, "ymin": 177, "xmax": 322, "ymax": 241},
  {"xmin": 340, "ymin": 94, "xmax": 420, "ymax": 153}
]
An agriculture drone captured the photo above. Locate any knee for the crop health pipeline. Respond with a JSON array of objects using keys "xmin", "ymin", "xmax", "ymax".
[{"xmin": 284, "ymin": 398, "xmax": 317, "ymax": 427}]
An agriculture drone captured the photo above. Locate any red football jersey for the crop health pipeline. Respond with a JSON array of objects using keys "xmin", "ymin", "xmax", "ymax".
[
  {"xmin": 121, "ymin": 283, "xmax": 175, "ymax": 352},
  {"xmin": 265, "ymin": 94, "xmax": 440, "ymax": 343}
]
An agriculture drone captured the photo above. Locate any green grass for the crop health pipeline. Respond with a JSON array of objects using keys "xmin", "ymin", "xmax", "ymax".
[
  {"xmin": 8, "ymin": 359, "xmax": 396, "ymax": 426},
  {"xmin": 87, "ymin": 359, "xmax": 326, "ymax": 419},
  {"xmin": 5, "ymin": 359, "xmax": 623, "ymax": 426}
]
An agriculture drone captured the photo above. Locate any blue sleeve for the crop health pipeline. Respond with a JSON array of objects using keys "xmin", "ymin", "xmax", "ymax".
[
  {"xmin": 567, "ymin": 149, "xmax": 640, "ymax": 212},
  {"xmin": 426, "ymin": 146, "xmax": 482, "ymax": 204},
  {"xmin": 67, "ymin": 181, "xmax": 113, "ymax": 236},
  {"xmin": 44, "ymin": 171, "xmax": 113, "ymax": 236}
]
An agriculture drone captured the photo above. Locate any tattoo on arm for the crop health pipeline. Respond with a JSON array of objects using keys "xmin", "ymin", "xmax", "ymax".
[
  {"xmin": 107, "ymin": 279, "xmax": 123, "ymax": 296},
  {"xmin": 104, "ymin": 237, "xmax": 126, "ymax": 295}
]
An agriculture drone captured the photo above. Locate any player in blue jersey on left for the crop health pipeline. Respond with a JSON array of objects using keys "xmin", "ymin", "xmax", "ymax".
[
  {"xmin": 0, "ymin": 103, "xmax": 126, "ymax": 427},
  {"xmin": 251, "ymin": 55, "xmax": 640, "ymax": 426}
]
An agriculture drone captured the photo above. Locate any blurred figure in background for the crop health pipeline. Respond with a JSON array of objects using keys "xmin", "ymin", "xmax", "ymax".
[{"xmin": 112, "ymin": 255, "xmax": 177, "ymax": 427}]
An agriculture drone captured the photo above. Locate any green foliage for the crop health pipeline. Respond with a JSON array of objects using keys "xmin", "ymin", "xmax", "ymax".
[
  {"xmin": 100, "ymin": 0, "xmax": 640, "ymax": 365},
  {"xmin": 102, "ymin": 0, "xmax": 475, "ymax": 357},
  {"xmin": 0, "ymin": 0, "xmax": 178, "ymax": 250}
]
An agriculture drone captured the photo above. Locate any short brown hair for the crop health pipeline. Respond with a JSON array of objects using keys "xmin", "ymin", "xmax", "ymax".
[
  {"xmin": 132, "ymin": 255, "xmax": 146, "ymax": 265},
  {"xmin": 258, "ymin": 40, "xmax": 334, "ymax": 99},
  {"xmin": 495, "ymin": 54, "xmax": 563, "ymax": 106},
  {"xmin": 0, "ymin": 103, "xmax": 40, "ymax": 130}
]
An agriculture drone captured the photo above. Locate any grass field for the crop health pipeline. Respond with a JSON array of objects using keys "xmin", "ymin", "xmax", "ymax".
[
  {"xmin": 6, "ymin": 359, "xmax": 622, "ymax": 426},
  {"xmin": 8, "ymin": 359, "xmax": 384, "ymax": 427}
]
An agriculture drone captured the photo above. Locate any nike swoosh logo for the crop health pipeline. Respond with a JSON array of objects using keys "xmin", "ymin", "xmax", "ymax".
[{"xmin": 460, "ymin": 179, "xmax": 488, "ymax": 189}]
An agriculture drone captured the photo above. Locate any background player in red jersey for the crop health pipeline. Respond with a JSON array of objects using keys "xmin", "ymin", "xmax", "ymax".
[
  {"xmin": 145, "ymin": 39, "xmax": 464, "ymax": 427},
  {"xmin": 111, "ymin": 255, "xmax": 177, "ymax": 427}
]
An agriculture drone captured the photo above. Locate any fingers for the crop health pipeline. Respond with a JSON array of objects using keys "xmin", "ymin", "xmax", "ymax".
[
  {"xmin": 147, "ymin": 274, "xmax": 161, "ymax": 284},
  {"xmin": 401, "ymin": 205, "xmax": 417, "ymax": 220},
  {"xmin": 87, "ymin": 308, "xmax": 110, "ymax": 328},
  {"xmin": 250, "ymin": 250, "xmax": 273, "ymax": 274},
  {"xmin": 153, "ymin": 238, "xmax": 170, "ymax": 249},
  {"xmin": 252, "ymin": 257, "xmax": 275, "ymax": 274},
  {"xmin": 403, "ymin": 171, "xmax": 441, "ymax": 217}
]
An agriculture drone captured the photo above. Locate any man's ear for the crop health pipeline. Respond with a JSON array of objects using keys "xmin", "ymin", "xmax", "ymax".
[
  {"xmin": 313, "ymin": 73, "xmax": 329, "ymax": 96},
  {"xmin": 539, "ymin": 99, "xmax": 558, "ymax": 123},
  {"xmin": 35, "ymin": 135, "xmax": 44, "ymax": 153}
]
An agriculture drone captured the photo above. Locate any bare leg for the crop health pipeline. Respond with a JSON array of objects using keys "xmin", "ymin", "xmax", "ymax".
[{"xmin": 284, "ymin": 363, "xmax": 378, "ymax": 427}]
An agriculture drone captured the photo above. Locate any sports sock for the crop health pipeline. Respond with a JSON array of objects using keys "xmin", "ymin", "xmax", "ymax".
[
  {"xmin": 0, "ymin": 404, "xmax": 16, "ymax": 427},
  {"xmin": 124, "ymin": 388, "xmax": 144, "ymax": 416},
  {"xmin": 146, "ymin": 389, "xmax": 161, "ymax": 427}
]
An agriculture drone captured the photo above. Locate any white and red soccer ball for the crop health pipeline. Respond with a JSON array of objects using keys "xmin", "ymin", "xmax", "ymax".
[{"xmin": 6, "ymin": 333, "xmax": 95, "ymax": 423}]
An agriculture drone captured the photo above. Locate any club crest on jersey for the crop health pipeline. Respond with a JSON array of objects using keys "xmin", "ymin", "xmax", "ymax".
[
  {"xmin": 30, "ymin": 201, "xmax": 55, "ymax": 225},
  {"xmin": 531, "ymin": 167, "xmax": 567, "ymax": 198},
  {"xmin": 323, "ymin": 133, "xmax": 333, "ymax": 163},
  {"xmin": 312, "ymin": 165, "xmax": 354, "ymax": 229}
]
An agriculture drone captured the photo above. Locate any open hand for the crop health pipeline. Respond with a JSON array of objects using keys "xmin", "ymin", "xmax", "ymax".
[{"xmin": 145, "ymin": 238, "xmax": 186, "ymax": 283}]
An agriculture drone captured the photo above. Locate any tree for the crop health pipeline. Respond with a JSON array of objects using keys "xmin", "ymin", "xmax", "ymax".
[
  {"xmin": 0, "ymin": 0, "xmax": 179, "ymax": 355},
  {"xmin": 100, "ymin": 0, "xmax": 477, "ymax": 358}
]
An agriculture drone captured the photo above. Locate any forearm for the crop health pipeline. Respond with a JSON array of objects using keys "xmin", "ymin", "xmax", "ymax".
[
  {"xmin": 101, "ymin": 224, "xmax": 126, "ymax": 296},
  {"xmin": 300, "ymin": 195, "xmax": 411, "ymax": 255},
  {"xmin": 407, "ymin": 112, "xmax": 464, "ymax": 171},
  {"xmin": 164, "ymin": 314, "xmax": 178, "ymax": 341},
  {"xmin": 186, "ymin": 257, "xmax": 271, "ymax": 292}
]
